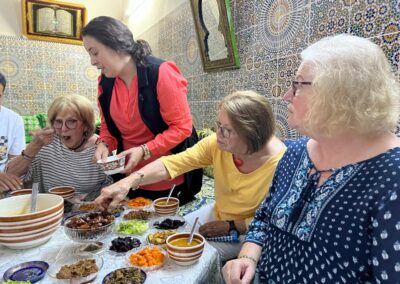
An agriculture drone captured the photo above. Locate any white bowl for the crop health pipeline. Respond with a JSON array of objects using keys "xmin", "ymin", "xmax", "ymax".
[
  {"xmin": 97, "ymin": 156, "xmax": 125, "ymax": 175},
  {"xmin": 0, "ymin": 194, "xmax": 64, "ymax": 249}
]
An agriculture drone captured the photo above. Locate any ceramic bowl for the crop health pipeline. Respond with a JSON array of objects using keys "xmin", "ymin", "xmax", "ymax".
[
  {"xmin": 102, "ymin": 267, "xmax": 146, "ymax": 284},
  {"xmin": 0, "ymin": 194, "xmax": 64, "ymax": 249},
  {"xmin": 153, "ymin": 197, "xmax": 179, "ymax": 216},
  {"xmin": 2, "ymin": 261, "xmax": 49, "ymax": 283},
  {"xmin": 97, "ymin": 156, "xmax": 125, "ymax": 175},
  {"xmin": 48, "ymin": 186, "xmax": 75, "ymax": 199},
  {"xmin": 64, "ymin": 211, "xmax": 115, "ymax": 243},
  {"xmin": 166, "ymin": 232, "xmax": 205, "ymax": 266},
  {"xmin": 9, "ymin": 189, "xmax": 32, "ymax": 196}
]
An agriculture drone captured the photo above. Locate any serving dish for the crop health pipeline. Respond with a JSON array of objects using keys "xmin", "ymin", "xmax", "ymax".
[
  {"xmin": 102, "ymin": 267, "xmax": 146, "ymax": 284},
  {"xmin": 2, "ymin": 261, "xmax": 49, "ymax": 283},
  {"xmin": 48, "ymin": 254, "xmax": 103, "ymax": 284}
]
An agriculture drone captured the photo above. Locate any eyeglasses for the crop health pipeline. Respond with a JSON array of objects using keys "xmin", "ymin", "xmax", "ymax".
[
  {"xmin": 53, "ymin": 118, "xmax": 79, "ymax": 130},
  {"xmin": 291, "ymin": 80, "xmax": 312, "ymax": 95},
  {"xmin": 215, "ymin": 121, "xmax": 233, "ymax": 139}
]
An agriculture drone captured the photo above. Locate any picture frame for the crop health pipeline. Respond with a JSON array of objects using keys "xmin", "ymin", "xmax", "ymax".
[
  {"xmin": 190, "ymin": 0, "xmax": 240, "ymax": 72},
  {"xmin": 21, "ymin": 0, "xmax": 88, "ymax": 45}
]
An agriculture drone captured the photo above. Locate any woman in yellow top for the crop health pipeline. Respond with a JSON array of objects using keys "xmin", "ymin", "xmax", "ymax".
[{"xmin": 96, "ymin": 90, "xmax": 286, "ymax": 260}]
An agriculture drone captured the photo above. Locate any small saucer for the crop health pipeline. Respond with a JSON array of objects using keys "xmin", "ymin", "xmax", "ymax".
[
  {"xmin": 3, "ymin": 261, "xmax": 49, "ymax": 283},
  {"xmin": 75, "ymin": 241, "xmax": 105, "ymax": 256}
]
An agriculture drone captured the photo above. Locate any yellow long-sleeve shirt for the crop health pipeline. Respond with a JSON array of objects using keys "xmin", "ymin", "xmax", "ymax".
[{"xmin": 160, "ymin": 134, "xmax": 286, "ymax": 227}]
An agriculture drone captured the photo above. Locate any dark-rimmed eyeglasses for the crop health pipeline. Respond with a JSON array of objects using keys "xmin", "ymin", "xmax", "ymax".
[
  {"xmin": 292, "ymin": 80, "xmax": 312, "ymax": 95},
  {"xmin": 53, "ymin": 119, "xmax": 79, "ymax": 130},
  {"xmin": 215, "ymin": 121, "xmax": 233, "ymax": 139}
]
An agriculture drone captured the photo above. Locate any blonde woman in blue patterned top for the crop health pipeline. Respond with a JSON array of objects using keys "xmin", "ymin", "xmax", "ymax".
[
  {"xmin": 7, "ymin": 94, "xmax": 112, "ymax": 203},
  {"xmin": 223, "ymin": 34, "xmax": 400, "ymax": 283}
]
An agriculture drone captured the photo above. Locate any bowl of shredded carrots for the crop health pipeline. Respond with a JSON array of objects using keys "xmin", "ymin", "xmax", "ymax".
[
  {"xmin": 126, "ymin": 246, "xmax": 166, "ymax": 271},
  {"xmin": 126, "ymin": 197, "xmax": 153, "ymax": 210}
]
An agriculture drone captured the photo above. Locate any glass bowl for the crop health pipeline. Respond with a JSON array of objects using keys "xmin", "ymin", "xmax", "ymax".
[
  {"xmin": 102, "ymin": 267, "xmax": 146, "ymax": 284},
  {"xmin": 48, "ymin": 254, "xmax": 104, "ymax": 284},
  {"xmin": 114, "ymin": 220, "xmax": 149, "ymax": 236},
  {"xmin": 147, "ymin": 230, "xmax": 177, "ymax": 246},
  {"xmin": 126, "ymin": 246, "xmax": 167, "ymax": 272},
  {"xmin": 126, "ymin": 197, "xmax": 153, "ymax": 210},
  {"xmin": 63, "ymin": 211, "xmax": 115, "ymax": 243},
  {"xmin": 107, "ymin": 236, "xmax": 142, "ymax": 257}
]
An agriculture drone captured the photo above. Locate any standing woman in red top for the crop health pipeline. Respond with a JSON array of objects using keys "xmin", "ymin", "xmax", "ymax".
[{"xmin": 82, "ymin": 16, "xmax": 202, "ymax": 205}]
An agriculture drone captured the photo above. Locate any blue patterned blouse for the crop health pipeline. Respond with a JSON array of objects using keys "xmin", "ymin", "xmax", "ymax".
[{"xmin": 246, "ymin": 138, "xmax": 400, "ymax": 283}]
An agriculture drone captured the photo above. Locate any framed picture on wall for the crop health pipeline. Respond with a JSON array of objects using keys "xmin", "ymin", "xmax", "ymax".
[{"xmin": 21, "ymin": 0, "xmax": 88, "ymax": 45}]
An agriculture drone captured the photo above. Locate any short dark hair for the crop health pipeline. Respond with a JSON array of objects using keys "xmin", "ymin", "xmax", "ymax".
[
  {"xmin": 0, "ymin": 72, "xmax": 6, "ymax": 89},
  {"xmin": 82, "ymin": 16, "xmax": 147, "ymax": 66}
]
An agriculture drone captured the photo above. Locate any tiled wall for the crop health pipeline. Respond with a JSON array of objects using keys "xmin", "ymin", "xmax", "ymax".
[
  {"xmin": 0, "ymin": 36, "xmax": 99, "ymax": 116},
  {"xmin": 1, "ymin": 0, "xmax": 399, "ymax": 139},
  {"xmin": 140, "ymin": 0, "xmax": 400, "ymax": 138}
]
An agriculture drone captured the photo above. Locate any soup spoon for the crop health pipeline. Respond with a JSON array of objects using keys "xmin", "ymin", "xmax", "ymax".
[
  {"xmin": 188, "ymin": 217, "xmax": 199, "ymax": 245},
  {"xmin": 165, "ymin": 184, "xmax": 176, "ymax": 205}
]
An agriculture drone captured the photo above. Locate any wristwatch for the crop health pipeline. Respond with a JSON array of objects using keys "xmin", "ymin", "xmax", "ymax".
[{"xmin": 228, "ymin": 220, "xmax": 239, "ymax": 235}]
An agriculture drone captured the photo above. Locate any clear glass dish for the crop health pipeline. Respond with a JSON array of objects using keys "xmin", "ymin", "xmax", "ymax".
[
  {"xmin": 126, "ymin": 246, "xmax": 167, "ymax": 272},
  {"xmin": 48, "ymin": 254, "xmax": 104, "ymax": 284}
]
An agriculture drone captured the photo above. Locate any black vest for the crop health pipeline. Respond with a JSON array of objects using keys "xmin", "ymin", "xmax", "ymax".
[{"xmin": 98, "ymin": 56, "xmax": 203, "ymax": 204}]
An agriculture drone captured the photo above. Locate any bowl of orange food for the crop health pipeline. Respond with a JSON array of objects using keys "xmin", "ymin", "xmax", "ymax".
[
  {"xmin": 126, "ymin": 197, "xmax": 152, "ymax": 210},
  {"xmin": 153, "ymin": 197, "xmax": 179, "ymax": 216},
  {"xmin": 126, "ymin": 246, "xmax": 166, "ymax": 271}
]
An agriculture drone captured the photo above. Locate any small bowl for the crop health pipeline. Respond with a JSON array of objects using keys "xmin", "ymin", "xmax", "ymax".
[
  {"xmin": 153, "ymin": 197, "xmax": 179, "ymax": 216},
  {"xmin": 102, "ymin": 267, "xmax": 146, "ymax": 284},
  {"xmin": 108, "ymin": 236, "xmax": 141, "ymax": 256},
  {"xmin": 147, "ymin": 230, "xmax": 177, "ymax": 246},
  {"xmin": 3, "ymin": 261, "xmax": 49, "ymax": 283},
  {"xmin": 48, "ymin": 254, "xmax": 103, "ymax": 284},
  {"xmin": 9, "ymin": 189, "xmax": 32, "ymax": 196},
  {"xmin": 152, "ymin": 216, "xmax": 186, "ymax": 230},
  {"xmin": 166, "ymin": 232, "xmax": 205, "ymax": 266},
  {"xmin": 49, "ymin": 186, "xmax": 75, "ymax": 200},
  {"xmin": 75, "ymin": 241, "xmax": 105, "ymax": 256},
  {"xmin": 126, "ymin": 197, "xmax": 153, "ymax": 210},
  {"xmin": 64, "ymin": 212, "xmax": 115, "ymax": 243},
  {"xmin": 115, "ymin": 220, "xmax": 149, "ymax": 236},
  {"xmin": 97, "ymin": 156, "xmax": 125, "ymax": 175},
  {"xmin": 126, "ymin": 246, "xmax": 167, "ymax": 272}
]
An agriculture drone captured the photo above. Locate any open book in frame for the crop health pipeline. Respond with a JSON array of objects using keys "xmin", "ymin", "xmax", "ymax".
[{"xmin": 21, "ymin": 0, "xmax": 87, "ymax": 45}]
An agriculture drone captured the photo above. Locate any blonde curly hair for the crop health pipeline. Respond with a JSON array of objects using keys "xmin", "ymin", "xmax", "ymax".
[{"xmin": 300, "ymin": 34, "xmax": 399, "ymax": 137}]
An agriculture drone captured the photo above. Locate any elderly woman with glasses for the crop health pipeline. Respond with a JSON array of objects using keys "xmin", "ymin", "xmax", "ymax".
[
  {"xmin": 7, "ymin": 94, "xmax": 112, "ymax": 204},
  {"xmin": 95, "ymin": 90, "xmax": 286, "ymax": 261},
  {"xmin": 223, "ymin": 34, "xmax": 400, "ymax": 283}
]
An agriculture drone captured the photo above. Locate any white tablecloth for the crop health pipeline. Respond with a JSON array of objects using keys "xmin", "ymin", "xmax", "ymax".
[{"xmin": 0, "ymin": 218, "xmax": 222, "ymax": 284}]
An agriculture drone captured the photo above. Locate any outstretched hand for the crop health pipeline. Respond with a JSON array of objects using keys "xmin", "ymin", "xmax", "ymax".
[
  {"xmin": 119, "ymin": 146, "xmax": 144, "ymax": 173},
  {"xmin": 95, "ymin": 178, "xmax": 132, "ymax": 210},
  {"xmin": 30, "ymin": 127, "xmax": 54, "ymax": 148}
]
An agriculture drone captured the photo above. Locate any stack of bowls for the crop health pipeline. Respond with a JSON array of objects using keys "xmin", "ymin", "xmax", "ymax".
[
  {"xmin": 153, "ymin": 197, "xmax": 179, "ymax": 216},
  {"xmin": 48, "ymin": 186, "xmax": 75, "ymax": 199},
  {"xmin": 166, "ymin": 232, "xmax": 205, "ymax": 266},
  {"xmin": 0, "ymin": 194, "xmax": 64, "ymax": 249}
]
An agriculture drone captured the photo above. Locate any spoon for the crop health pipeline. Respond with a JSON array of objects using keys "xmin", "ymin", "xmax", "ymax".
[
  {"xmin": 187, "ymin": 217, "xmax": 199, "ymax": 245},
  {"xmin": 30, "ymin": 182, "xmax": 39, "ymax": 213},
  {"xmin": 165, "ymin": 184, "xmax": 176, "ymax": 205}
]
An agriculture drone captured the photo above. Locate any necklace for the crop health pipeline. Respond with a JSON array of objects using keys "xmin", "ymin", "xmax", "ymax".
[
  {"xmin": 69, "ymin": 138, "xmax": 86, "ymax": 152},
  {"xmin": 233, "ymin": 157, "xmax": 243, "ymax": 167}
]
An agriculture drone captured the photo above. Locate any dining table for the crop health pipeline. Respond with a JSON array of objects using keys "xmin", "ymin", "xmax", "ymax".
[{"xmin": 0, "ymin": 211, "xmax": 223, "ymax": 284}]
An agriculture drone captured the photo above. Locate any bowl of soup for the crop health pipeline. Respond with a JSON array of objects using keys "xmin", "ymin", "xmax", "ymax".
[
  {"xmin": 0, "ymin": 194, "xmax": 64, "ymax": 249},
  {"xmin": 153, "ymin": 197, "xmax": 179, "ymax": 216},
  {"xmin": 48, "ymin": 186, "xmax": 75, "ymax": 200},
  {"xmin": 166, "ymin": 232, "xmax": 205, "ymax": 266}
]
